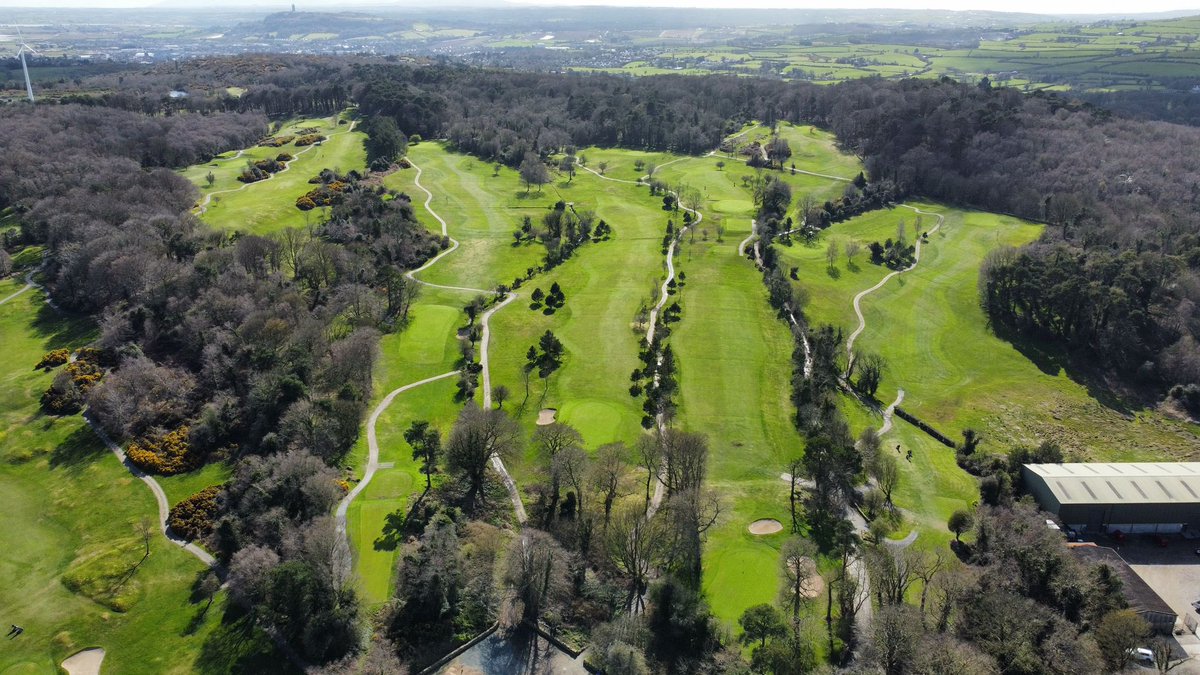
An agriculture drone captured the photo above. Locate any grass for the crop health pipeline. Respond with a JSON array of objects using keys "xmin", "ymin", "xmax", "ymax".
[
  {"xmin": 384, "ymin": 145, "xmax": 549, "ymax": 291},
  {"xmin": 0, "ymin": 287, "xmax": 279, "ymax": 674},
  {"xmin": 181, "ymin": 114, "xmax": 366, "ymax": 235}
]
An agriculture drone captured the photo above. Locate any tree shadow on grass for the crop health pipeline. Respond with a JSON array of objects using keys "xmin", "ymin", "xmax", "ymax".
[
  {"xmin": 195, "ymin": 604, "xmax": 299, "ymax": 675},
  {"xmin": 49, "ymin": 425, "xmax": 108, "ymax": 470},
  {"xmin": 825, "ymin": 266, "xmax": 841, "ymax": 279},
  {"xmin": 30, "ymin": 302, "xmax": 94, "ymax": 352},
  {"xmin": 989, "ymin": 321, "xmax": 1136, "ymax": 416}
]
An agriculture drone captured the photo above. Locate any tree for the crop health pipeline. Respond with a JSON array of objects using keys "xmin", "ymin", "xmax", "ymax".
[
  {"xmin": 636, "ymin": 434, "xmax": 662, "ymax": 511},
  {"xmin": 404, "ymin": 420, "xmax": 441, "ymax": 492},
  {"xmin": 825, "ymin": 239, "xmax": 839, "ymax": 269},
  {"xmin": 1095, "ymin": 609, "xmax": 1150, "ymax": 672},
  {"xmin": 780, "ymin": 537, "xmax": 818, "ymax": 620},
  {"xmin": 845, "ymin": 240, "xmax": 861, "ymax": 264},
  {"xmin": 960, "ymin": 428, "xmax": 982, "ymax": 455},
  {"xmin": 871, "ymin": 604, "xmax": 921, "ymax": 675},
  {"xmin": 739, "ymin": 603, "xmax": 787, "ymax": 649},
  {"xmin": 766, "ymin": 136, "xmax": 792, "ymax": 169},
  {"xmin": 716, "ymin": 160, "xmax": 725, "ymax": 171},
  {"xmin": 559, "ymin": 154, "xmax": 577, "ymax": 182},
  {"xmin": 205, "ymin": 171, "xmax": 215, "ymax": 187},
  {"xmin": 1151, "ymin": 637, "xmax": 1188, "ymax": 673},
  {"xmin": 394, "ymin": 512, "xmax": 461, "ymax": 626},
  {"xmin": 364, "ymin": 115, "xmax": 406, "ymax": 164},
  {"xmin": 598, "ymin": 161, "xmax": 609, "ymax": 175},
  {"xmin": 519, "ymin": 152, "xmax": 550, "ymax": 193},
  {"xmin": 535, "ymin": 422, "xmax": 584, "ymax": 522},
  {"xmin": 501, "ymin": 528, "xmax": 571, "ymax": 626},
  {"xmin": 488, "ymin": 385, "xmax": 509, "ymax": 410},
  {"xmin": 445, "ymin": 404, "xmax": 521, "ymax": 510},
  {"xmin": 590, "ymin": 442, "xmax": 628, "ymax": 529},
  {"xmin": 608, "ymin": 505, "xmax": 665, "ymax": 611},
  {"xmin": 948, "ymin": 509, "xmax": 974, "ymax": 542},
  {"xmin": 871, "ymin": 451, "xmax": 900, "ymax": 508},
  {"xmin": 855, "ymin": 352, "xmax": 885, "ymax": 397}
]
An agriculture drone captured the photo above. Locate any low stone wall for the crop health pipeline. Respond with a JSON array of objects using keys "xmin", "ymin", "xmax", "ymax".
[
  {"xmin": 894, "ymin": 407, "xmax": 956, "ymax": 448},
  {"xmin": 417, "ymin": 622, "xmax": 499, "ymax": 675}
]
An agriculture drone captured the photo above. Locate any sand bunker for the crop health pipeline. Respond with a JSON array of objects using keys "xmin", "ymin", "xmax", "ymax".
[
  {"xmin": 787, "ymin": 557, "xmax": 826, "ymax": 598},
  {"xmin": 536, "ymin": 408, "xmax": 557, "ymax": 425},
  {"xmin": 62, "ymin": 649, "xmax": 106, "ymax": 675},
  {"xmin": 748, "ymin": 519, "xmax": 783, "ymax": 535}
]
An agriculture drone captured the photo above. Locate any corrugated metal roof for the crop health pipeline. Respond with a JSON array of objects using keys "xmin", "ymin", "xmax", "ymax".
[{"xmin": 1025, "ymin": 463, "xmax": 1200, "ymax": 506}]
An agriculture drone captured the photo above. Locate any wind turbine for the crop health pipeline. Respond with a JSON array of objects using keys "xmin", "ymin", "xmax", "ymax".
[{"xmin": 15, "ymin": 27, "xmax": 37, "ymax": 103}]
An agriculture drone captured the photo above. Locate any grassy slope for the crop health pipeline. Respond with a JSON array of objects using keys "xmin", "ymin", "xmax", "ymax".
[
  {"xmin": 785, "ymin": 203, "xmax": 1200, "ymax": 544},
  {"xmin": 392, "ymin": 144, "xmax": 549, "ymax": 290},
  {"xmin": 0, "ymin": 285, "xmax": 275, "ymax": 674},
  {"xmin": 183, "ymin": 113, "xmax": 365, "ymax": 235}
]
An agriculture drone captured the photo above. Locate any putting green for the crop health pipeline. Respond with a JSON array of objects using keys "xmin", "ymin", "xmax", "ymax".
[{"xmin": 557, "ymin": 399, "xmax": 625, "ymax": 446}]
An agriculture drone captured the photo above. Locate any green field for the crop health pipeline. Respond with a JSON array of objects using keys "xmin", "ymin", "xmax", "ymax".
[
  {"xmin": 182, "ymin": 113, "xmax": 364, "ymax": 235},
  {"xmin": 608, "ymin": 15, "xmax": 1200, "ymax": 91},
  {"xmin": 0, "ymin": 276, "xmax": 276, "ymax": 674}
]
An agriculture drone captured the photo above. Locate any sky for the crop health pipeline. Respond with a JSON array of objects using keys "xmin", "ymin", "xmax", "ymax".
[{"xmin": 0, "ymin": 0, "xmax": 1197, "ymax": 14}]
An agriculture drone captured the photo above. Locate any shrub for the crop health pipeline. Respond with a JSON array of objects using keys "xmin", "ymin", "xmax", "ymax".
[
  {"xmin": 126, "ymin": 426, "xmax": 199, "ymax": 475},
  {"xmin": 64, "ymin": 359, "xmax": 103, "ymax": 393},
  {"xmin": 397, "ymin": 158, "xmax": 412, "ymax": 169},
  {"xmin": 276, "ymin": 153, "xmax": 294, "ymax": 162},
  {"xmin": 296, "ymin": 196, "xmax": 317, "ymax": 211},
  {"xmin": 35, "ymin": 349, "xmax": 70, "ymax": 370},
  {"xmin": 167, "ymin": 485, "xmax": 221, "ymax": 540},
  {"xmin": 257, "ymin": 135, "xmax": 295, "ymax": 147},
  {"xmin": 41, "ymin": 370, "xmax": 84, "ymax": 415},
  {"xmin": 294, "ymin": 134, "xmax": 326, "ymax": 147}
]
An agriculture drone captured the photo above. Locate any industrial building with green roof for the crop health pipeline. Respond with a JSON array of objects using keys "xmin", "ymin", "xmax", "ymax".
[{"xmin": 1022, "ymin": 462, "xmax": 1200, "ymax": 534}]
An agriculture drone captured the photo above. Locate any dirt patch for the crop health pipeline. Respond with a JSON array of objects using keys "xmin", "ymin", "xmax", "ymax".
[
  {"xmin": 62, "ymin": 648, "xmax": 106, "ymax": 675},
  {"xmin": 748, "ymin": 519, "xmax": 783, "ymax": 535},
  {"xmin": 536, "ymin": 408, "xmax": 557, "ymax": 426}
]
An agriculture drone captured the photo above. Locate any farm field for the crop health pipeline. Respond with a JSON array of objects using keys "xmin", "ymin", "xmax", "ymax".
[
  {"xmin": 615, "ymin": 15, "xmax": 1200, "ymax": 91},
  {"xmin": 0, "ymin": 268, "xmax": 277, "ymax": 674}
]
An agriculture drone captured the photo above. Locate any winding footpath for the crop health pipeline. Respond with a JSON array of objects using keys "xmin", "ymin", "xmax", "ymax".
[
  {"xmin": 335, "ymin": 157, "xmax": 529, "ymax": 540},
  {"xmin": 8, "ymin": 271, "xmax": 220, "ymax": 569},
  {"xmin": 195, "ymin": 118, "xmax": 357, "ymax": 215},
  {"xmin": 0, "ymin": 269, "xmax": 34, "ymax": 306},
  {"xmin": 845, "ymin": 205, "xmax": 945, "ymax": 366}
]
